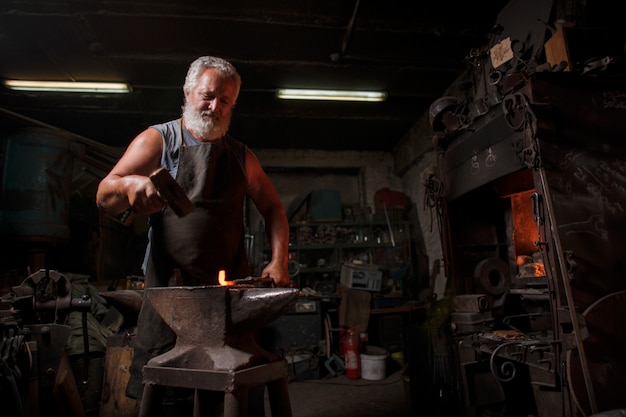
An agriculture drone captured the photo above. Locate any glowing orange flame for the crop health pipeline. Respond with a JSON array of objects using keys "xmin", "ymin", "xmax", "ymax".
[{"xmin": 218, "ymin": 270, "xmax": 234, "ymax": 286}]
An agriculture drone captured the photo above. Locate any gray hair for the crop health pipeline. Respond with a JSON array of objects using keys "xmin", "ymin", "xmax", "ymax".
[{"xmin": 183, "ymin": 56, "xmax": 241, "ymax": 99}]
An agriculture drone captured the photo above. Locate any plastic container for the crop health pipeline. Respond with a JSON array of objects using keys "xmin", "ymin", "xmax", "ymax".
[{"xmin": 360, "ymin": 346, "xmax": 387, "ymax": 380}]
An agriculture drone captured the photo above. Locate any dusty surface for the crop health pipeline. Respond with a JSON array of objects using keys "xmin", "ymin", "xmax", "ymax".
[{"xmin": 268, "ymin": 369, "xmax": 410, "ymax": 417}]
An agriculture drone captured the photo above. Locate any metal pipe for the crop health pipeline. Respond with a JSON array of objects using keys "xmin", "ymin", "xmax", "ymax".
[
  {"xmin": 383, "ymin": 205, "xmax": 396, "ymax": 247},
  {"xmin": 537, "ymin": 168, "xmax": 598, "ymax": 414}
]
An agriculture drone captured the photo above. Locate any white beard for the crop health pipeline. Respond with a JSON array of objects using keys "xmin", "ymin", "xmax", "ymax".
[{"xmin": 182, "ymin": 105, "xmax": 231, "ymax": 141}]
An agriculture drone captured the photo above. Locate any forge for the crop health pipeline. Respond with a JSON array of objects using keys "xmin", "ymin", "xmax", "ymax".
[{"xmin": 426, "ymin": 73, "xmax": 626, "ymax": 417}]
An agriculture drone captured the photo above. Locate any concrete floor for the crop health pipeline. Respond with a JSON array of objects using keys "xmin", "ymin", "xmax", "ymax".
[
  {"xmin": 271, "ymin": 369, "xmax": 411, "ymax": 417},
  {"xmin": 92, "ymin": 345, "xmax": 415, "ymax": 417},
  {"xmin": 153, "ymin": 369, "xmax": 411, "ymax": 417}
]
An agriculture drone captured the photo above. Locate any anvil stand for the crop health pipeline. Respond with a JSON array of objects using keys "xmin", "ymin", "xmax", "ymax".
[{"xmin": 137, "ymin": 286, "xmax": 297, "ymax": 417}]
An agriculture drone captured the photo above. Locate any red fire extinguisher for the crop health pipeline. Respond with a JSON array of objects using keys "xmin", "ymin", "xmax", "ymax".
[{"xmin": 343, "ymin": 327, "xmax": 361, "ymax": 379}]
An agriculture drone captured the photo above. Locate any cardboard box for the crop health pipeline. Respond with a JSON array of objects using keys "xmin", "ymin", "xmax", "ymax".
[
  {"xmin": 308, "ymin": 189, "xmax": 342, "ymax": 222},
  {"xmin": 340, "ymin": 263, "xmax": 382, "ymax": 292},
  {"xmin": 545, "ymin": 27, "xmax": 626, "ymax": 72}
]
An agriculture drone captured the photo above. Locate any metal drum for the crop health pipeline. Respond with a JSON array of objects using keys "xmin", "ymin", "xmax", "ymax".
[{"xmin": 0, "ymin": 127, "xmax": 74, "ymax": 243}]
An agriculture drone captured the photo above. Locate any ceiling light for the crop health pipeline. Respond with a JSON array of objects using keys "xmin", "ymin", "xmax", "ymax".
[
  {"xmin": 276, "ymin": 88, "xmax": 387, "ymax": 102},
  {"xmin": 3, "ymin": 80, "xmax": 132, "ymax": 93}
]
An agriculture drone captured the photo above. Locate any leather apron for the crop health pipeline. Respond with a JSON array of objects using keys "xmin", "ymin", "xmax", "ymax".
[{"xmin": 146, "ymin": 125, "xmax": 250, "ymax": 286}]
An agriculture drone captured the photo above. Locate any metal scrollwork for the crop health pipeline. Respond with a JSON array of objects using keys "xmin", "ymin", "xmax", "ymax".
[
  {"xmin": 496, "ymin": 360, "xmax": 517, "ymax": 382},
  {"xmin": 489, "ymin": 341, "xmax": 521, "ymax": 383}
]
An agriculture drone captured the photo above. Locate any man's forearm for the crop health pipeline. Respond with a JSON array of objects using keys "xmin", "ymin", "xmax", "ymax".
[
  {"xmin": 96, "ymin": 178, "xmax": 131, "ymax": 214},
  {"xmin": 265, "ymin": 212, "xmax": 289, "ymax": 266}
]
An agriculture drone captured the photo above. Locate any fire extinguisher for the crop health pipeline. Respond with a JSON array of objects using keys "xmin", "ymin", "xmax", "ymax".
[{"xmin": 343, "ymin": 327, "xmax": 361, "ymax": 379}]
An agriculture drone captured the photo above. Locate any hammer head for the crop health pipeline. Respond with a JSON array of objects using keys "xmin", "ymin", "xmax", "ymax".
[{"xmin": 149, "ymin": 167, "xmax": 195, "ymax": 217}]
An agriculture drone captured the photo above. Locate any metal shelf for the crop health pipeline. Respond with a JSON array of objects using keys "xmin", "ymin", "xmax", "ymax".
[{"xmin": 260, "ymin": 221, "xmax": 413, "ymax": 293}]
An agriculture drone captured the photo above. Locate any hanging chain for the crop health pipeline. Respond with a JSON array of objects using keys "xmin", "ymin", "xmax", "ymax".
[{"xmin": 503, "ymin": 92, "xmax": 541, "ymax": 170}]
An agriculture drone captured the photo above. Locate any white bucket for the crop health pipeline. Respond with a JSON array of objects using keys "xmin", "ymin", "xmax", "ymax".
[{"xmin": 360, "ymin": 346, "xmax": 387, "ymax": 380}]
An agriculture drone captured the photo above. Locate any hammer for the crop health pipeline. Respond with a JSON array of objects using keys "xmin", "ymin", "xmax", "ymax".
[
  {"xmin": 149, "ymin": 167, "xmax": 194, "ymax": 217},
  {"xmin": 110, "ymin": 167, "xmax": 194, "ymax": 225}
]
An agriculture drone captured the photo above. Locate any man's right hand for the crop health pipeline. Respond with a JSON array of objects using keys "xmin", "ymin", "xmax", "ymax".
[{"xmin": 125, "ymin": 175, "xmax": 166, "ymax": 215}]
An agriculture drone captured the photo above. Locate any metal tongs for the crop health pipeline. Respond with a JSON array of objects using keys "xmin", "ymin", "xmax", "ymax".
[{"xmin": 228, "ymin": 276, "xmax": 274, "ymax": 287}]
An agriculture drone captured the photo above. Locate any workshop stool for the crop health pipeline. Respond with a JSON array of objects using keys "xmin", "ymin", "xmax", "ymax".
[{"xmin": 138, "ymin": 360, "xmax": 292, "ymax": 417}]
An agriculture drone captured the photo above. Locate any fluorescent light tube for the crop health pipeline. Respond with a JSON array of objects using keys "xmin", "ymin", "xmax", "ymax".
[
  {"xmin": 276, "ymin": 88, "xmax": 387, "ymax": 102},
  {"xmin": 3, "ymin": 80, "xmax": 131, "ymax": 93}
]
